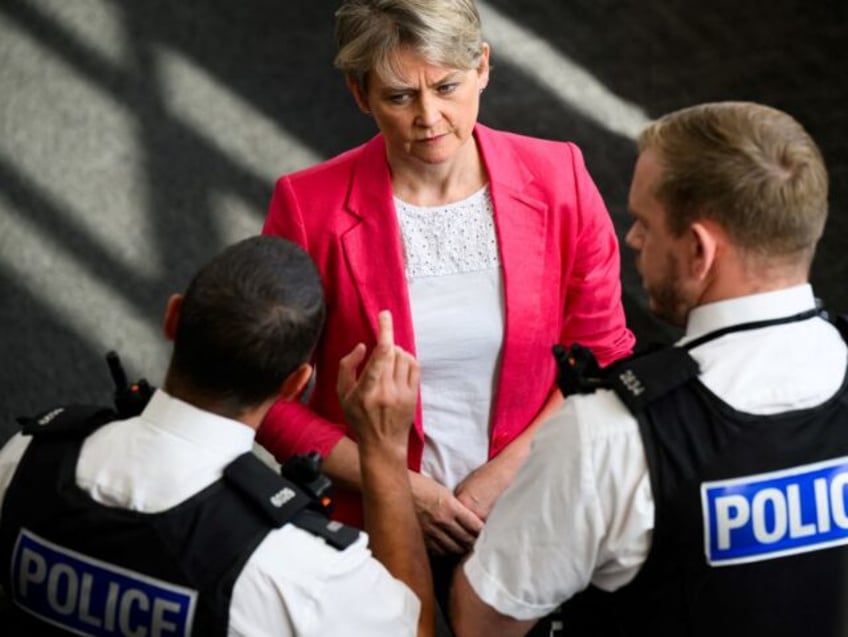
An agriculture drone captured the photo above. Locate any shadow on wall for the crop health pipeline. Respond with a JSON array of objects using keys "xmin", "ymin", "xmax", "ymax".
[{"xmin": 480, "ymin": 0, "xmax": 848, "ymax": 317}]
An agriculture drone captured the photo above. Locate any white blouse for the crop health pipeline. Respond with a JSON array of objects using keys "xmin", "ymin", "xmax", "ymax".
[{"xmin": 395, "ymin": 186, "xmax": 505, "ymax": 491}]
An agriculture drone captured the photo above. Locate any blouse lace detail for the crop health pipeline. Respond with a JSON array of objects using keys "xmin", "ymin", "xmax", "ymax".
[{"xmin": 395, "ymin": 186, "xmax": 499, "ymax": 279}]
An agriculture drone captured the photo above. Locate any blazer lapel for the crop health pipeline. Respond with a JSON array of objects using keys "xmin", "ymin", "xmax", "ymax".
[
  {"xmin": 339, "ymin": 135, "xmax": 417, "ymax": 356},
  {"xmin": 476, "ymin": 125, "xmax": 549, "ymax": 435},
  {"xmin": 340, "ymin": 135, "xmax": 424, "ymax": 464}
]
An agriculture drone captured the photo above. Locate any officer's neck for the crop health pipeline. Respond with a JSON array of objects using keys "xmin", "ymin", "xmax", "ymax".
[
  {"xmin": 162, "ymin": 377, "xmax": 269, "ymax": 431},
  {"xmin": 694, "ymin": 244, "xmax": 809, "ymax": 307}
]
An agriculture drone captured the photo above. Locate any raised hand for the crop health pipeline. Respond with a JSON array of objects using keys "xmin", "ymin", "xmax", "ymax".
[
  {"xmin": 337, "ymin": 310, "xmax": 419, "ymax": 454},
  {"xmin": 336, "ymin": 310, "xmax": 435, "ymax": 637}
]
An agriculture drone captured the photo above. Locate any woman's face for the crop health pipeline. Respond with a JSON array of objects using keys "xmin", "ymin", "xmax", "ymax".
[{"xmin": 349, "ymin": 45, "xmax": 490, "ymax": 168}]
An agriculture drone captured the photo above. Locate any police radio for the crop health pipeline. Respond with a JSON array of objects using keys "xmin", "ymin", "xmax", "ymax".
[
  {"xmin": 552, "ymin": 343, "xmax": 608, "ymax": 397},
  {"xmin": 280, "ymin": 451, "xmax": 335, "ymax": 515},
  {"xmin": 106, "ymin": 351, "xmax": 154, "ymax": 419}
]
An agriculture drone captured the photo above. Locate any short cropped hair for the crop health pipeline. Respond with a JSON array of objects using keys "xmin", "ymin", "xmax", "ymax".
[
  {"xmin": 638, "ymin": 101, "xmax": 828, "ymax": 263},
  {"xmin": 334, "ymin": 0, "xmax": 484, "ymax": 88},
  {"xmin": 169, "ymin": 236, "xmax": 325, "ymax": 414}
]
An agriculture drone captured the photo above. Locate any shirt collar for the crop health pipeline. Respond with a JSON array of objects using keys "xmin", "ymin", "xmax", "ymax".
[
  {"xmin": 139, "ymin": 389, "xmax": 256, "ymax": 457},
  {"xmin": 680, "ymin": 284, "xmax": 818, "ymax": 347}
]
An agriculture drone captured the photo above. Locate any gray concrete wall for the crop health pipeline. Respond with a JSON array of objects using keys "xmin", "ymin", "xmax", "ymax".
[{"xmin": 2, "ymin": 0, "xmax": 847, "ymax": 443}]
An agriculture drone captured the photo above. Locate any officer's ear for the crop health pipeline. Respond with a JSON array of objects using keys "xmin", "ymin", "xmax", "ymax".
[
  {"xmin": 279, "ymin": 363, "xmax": 313, "ymax": 400},
  {"xmin": 163, "ymin": 294, "xmax": 183, "ymax": 341},
  {"xmin": 689, "ymin": 220, "xmax": 721, "ymax": 282}
]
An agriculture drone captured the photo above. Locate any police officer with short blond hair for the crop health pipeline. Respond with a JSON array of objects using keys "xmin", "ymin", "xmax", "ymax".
[{"xmin": 450, "ymin": 102, "xmax": 848, "ymax": 637}]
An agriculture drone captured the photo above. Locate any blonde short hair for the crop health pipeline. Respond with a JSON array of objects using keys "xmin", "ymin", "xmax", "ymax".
[
  {"xmin": 638, "ymin": 101, "xmax": 828, "ymax": 264},
  {"xmin": 334, "ymin": 0, "xmax": 484, "ymax": 88}
]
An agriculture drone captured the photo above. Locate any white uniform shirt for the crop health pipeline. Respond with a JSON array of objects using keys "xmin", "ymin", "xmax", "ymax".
[
  {"xmin": 464, "ymin": 284, "xmax": 848, "ymax": 620},
  {"xmin": 396, "ymin": 186, "xmax": 505, "ymax": 491},
  {"xmin": 0, "ymin": 390, "xmax": 420, "ymax": 636}
]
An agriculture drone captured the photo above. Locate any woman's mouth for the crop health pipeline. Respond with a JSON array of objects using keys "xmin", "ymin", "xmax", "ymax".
[{"xmin": 418, "ymin": 133, "xmax": 446, "ymax": 144}]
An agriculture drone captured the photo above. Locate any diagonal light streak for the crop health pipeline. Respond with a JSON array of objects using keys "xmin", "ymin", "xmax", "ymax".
[
  {"xmin": 155, "ymin": 46, "xmax": 324, "ymax": 182},
  {"xmin": 25, "ymin": 0, "xmax": 127, "ymax": 67},
  {"xmin": 477, "ymin": 1, "xmax": 650, "ymax": 139},
  {"xmin": 0, "ymin": 184, "xmax": 168, "ymax": 371}
]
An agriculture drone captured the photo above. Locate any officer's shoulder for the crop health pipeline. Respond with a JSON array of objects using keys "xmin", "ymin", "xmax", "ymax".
[
  {"xmin": 555, "ymin": 341, "xmax": 700, "ymax": 412},
  {"xmin": 224, "ymin": 453, "xmax": 360, "ymax": 551},
  {"xmin": 554, "ymin": 383, "xmax": 640, "ymax": 448},
  {"xmin": 238, "ymin": 521, "xmax": 368, "ymax": 598},
  {"xmin": 259, "ymin": 514, "xmax": 364, "ymax": 560},
  {"xmin": 602, "ymin": 345, "xmax": 700, "ymax": 414}
]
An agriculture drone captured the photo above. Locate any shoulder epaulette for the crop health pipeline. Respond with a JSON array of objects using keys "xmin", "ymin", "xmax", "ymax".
[
  {"xmin": 224, "ymin": 453, "xmax": 359, "ymax": 550},
  {"xmin": 554, "ymin": 341, "xmax": 701, "ymax": 413},
  {"xmin": 605, "ymin": 346, "xmax": 700, "ymax": 414},
  {"xmin": 16, "ymin": 405, "xmax": 118, "ymax": 438}
]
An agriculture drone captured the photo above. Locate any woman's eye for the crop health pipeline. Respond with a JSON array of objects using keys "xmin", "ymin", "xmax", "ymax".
[
  {"xmin": 388, "ymin": 93, "xmax": 410, "ymax": 105},
  {"xmin": 438, "ymin": 83, "xmax": 458, "ymax": 94}
]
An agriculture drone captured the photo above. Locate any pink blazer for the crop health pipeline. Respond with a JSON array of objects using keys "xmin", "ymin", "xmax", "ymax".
[{"xmin": 259, "ymin": 123, "xmax": 634, "ymax": 526}]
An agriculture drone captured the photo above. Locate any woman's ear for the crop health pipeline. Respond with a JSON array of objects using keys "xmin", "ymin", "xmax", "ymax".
[
  {"xmin": 345, "ymin": 74, "xmax": 371, "ymax": 115},
  {"xmin": 477, "ymin": 42, "xmax": 491, "ymax": 91},
  {"xmin": 162, "ymin": 294, "xmax": 183, "ymax": 341}
]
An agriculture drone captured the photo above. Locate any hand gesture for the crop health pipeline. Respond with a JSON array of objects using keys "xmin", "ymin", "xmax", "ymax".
[
  {"xmin": 337, "ymin": 310, "xmax": 419, "ymax": 454},
  {"xmin": 338, "ymin": 312, "xmax": 435, "ymax": 637}
]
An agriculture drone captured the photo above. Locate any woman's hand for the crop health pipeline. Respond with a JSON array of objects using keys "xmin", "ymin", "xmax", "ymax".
[
  {"xmin": 453, "ymin": 448, "xmax": 522, "ymax": 521},
  {"xmin": 409, "ymin": 471, "xmax": 484, "ymax": 555},
  {"xmin": 455, "ymin": 388, "xmax": 566, "ymax": 521}
]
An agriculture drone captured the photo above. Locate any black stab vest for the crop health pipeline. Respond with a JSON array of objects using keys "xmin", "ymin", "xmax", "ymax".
[
  {"xmin": 551, "ymin": 313, "xmax": 848, "ymax": 637},
  {"xmin": 0, "ymin": 405, "xmax": 358, "ymax": 636},
  {"xmin": 607, "ymin": 349, "xmax": 848, "ymax": 636}
]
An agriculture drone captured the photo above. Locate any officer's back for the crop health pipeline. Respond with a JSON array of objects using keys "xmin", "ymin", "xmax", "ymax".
[{"xmin": 0, "ymin": 236, "xmax": 425, "ymax": 636}]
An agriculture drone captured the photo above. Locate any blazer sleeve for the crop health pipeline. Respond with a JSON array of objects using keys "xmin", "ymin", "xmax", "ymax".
[
  {"xmin": 258, "ymin": 178, "xmax": 348, "ymax": 461},
  {"xmin": 559, "ymin": 144, "xmax": 634, "ymax": 367}
]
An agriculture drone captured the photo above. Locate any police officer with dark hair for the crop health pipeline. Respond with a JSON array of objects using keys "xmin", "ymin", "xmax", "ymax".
[
  {"xmin": 450, "ymin": 102, "xmax": 848, "ymax": 637},
  {"xmin": 0, "ymin": 235, "xmax": 433, "ymax": 636}
]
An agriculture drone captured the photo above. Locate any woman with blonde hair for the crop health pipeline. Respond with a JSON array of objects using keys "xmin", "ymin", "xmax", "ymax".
[{"xmin": 259, "ymin": 0, "xmax": 634, "ymax": 610}]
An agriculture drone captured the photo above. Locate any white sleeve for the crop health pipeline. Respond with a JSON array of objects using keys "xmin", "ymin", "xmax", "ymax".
[
  {"xmin": 463, "ymin": 390, "xmax": 652, "ymax": 620},
  {"xmin": 229, "ymin": 525, "xmax": 420, "ymax": 637}
]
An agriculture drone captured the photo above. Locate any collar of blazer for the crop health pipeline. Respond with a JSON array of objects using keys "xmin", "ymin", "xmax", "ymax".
[{"xmin": 340, "ymin": 124, "xmax": 551, "ymax": 402}]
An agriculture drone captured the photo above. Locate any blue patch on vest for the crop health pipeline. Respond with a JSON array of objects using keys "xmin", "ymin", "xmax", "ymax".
[
  {"xmin": 702, "ymin": 456, "xmax": 848, "ymax": 566},
  {"xmin": 11, "ymin": 529, "xmax": 196, "ymax": 636}
]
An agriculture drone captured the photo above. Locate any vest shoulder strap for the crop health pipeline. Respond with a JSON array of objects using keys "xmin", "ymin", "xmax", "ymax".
[
  {"xmin": 15, "ymin": 406, "xmax": 360, "ymax": 550},
  {"xmin": 605, "ymin": 346, "xmax": 701, "ymax": 414},
  {"xmin": 291, "ymin": 509, "xmax": 361, "ymax": 550},
  {"xmin": 554, "ymin": 341, "xmax": 701, "ymax": 414},
  {"xmin": 223, "ymin": 453, "xmax": 359, "ymax": 550},
  {"xmin": 16, "ymin": 404, "xmax": 118, "ymax": 438}
]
